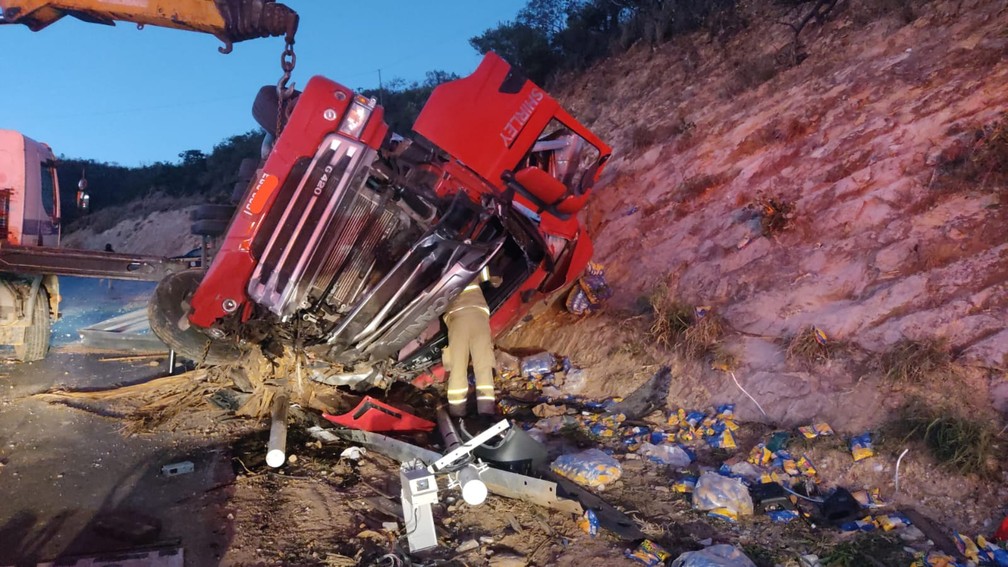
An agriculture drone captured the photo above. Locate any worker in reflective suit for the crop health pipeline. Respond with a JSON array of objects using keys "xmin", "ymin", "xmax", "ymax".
[{"xmin": 443, "ymin": 268, "xmax": 498, "ymax": 417}]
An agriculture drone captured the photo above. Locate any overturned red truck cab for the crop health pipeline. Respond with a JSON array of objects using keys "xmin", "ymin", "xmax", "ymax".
[{"xmin": 149, "ymin": 52, "xmax": 611, "ymax": 388}]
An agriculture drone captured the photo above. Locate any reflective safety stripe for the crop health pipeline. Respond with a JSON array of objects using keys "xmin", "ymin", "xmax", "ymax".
[
  {"xmin": 447, "ymin": 388, "xmax": 469, "ymax": 404},
  {"xmin": 476, "ymin": 395, "xmax": 496, "ymax": 401},
  {"xmin": 475, "ymin": 385, "xmax": 495, "ymax": 392}
]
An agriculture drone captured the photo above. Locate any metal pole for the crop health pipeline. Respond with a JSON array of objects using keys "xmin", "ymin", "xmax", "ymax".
[
  {"xmin": 436, "ymin": 406, "xmax": 461, "ymax": 452},
  {"xmin": 266, "ymin": 393, "xmax": 289, "ymax": 468}
]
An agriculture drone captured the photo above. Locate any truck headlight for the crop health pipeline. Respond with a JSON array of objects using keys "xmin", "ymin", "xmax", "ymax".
[{"xmin": 338, "ymin": 101, "xmax": 372, "ymax": 138}]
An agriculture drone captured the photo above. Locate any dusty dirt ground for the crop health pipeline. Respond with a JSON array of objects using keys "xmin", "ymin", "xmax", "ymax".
[{"xmin": 1, "ymin": 345, "xmax": 999, "ymax": 567}]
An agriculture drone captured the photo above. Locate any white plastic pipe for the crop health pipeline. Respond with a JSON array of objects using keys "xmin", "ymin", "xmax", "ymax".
[
  {"xmin": 458, "ymin": 464, "xmax": 488, "ymax": 506},
  {"xmin": 266, "ymin": 393, "xmax": 289, "ymax": 468}
]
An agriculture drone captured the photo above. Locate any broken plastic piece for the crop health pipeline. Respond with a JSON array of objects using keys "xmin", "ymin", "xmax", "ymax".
[
  {"xmin": 340, "ymin": 446, "xmax": 366, "ymax": 460},
  {"xmin": 161, "ymin": 461, "xmax": 194, "ymax": 477},
  {"xmin": 821, "ymin": 487, "xmax": 863, "ymax": 526},
  {"xmin": 996, "ymin": 516, "xmax": 1008, "ymax": 542},
  {"xmin": 323, "ymin": 396, "xmax": 435, "ymax": 432}
]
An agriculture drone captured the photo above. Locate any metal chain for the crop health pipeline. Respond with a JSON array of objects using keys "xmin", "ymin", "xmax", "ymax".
[{"xmin": 275, "ymin": 34, "xmax": 297, "ymax": 136}]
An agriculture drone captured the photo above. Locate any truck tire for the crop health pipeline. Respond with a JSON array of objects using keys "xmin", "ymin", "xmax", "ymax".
[
  {"xmin": 16, "ymin": 288, "xmax": 50, "ymax": 362},
  {"xmin": 190, "ymin": 204, "xmax": 236, "ymax": 222},
  {"xmin": 191, "ymin": 219, "xmax": 229, "ymax": 237},
  {"xmin": 148, "ymin": 270, "xmax": 243, "ymax": 365}
]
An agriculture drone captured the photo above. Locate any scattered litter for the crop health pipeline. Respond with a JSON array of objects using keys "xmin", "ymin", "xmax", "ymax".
[
  {"xmin": 798, "ymin": 422, "xmax": 834, "ymax": 439},
  {"xmin": 768, "ymin": 509, "xmax": 800, "ymax": 523},
  {"xmin": 672, "ymin": 475, "xmax": 698, "ymax": 493},
  {"xmin": 381, "ymin": 522, "xmax": 398, "ymax": 532},
  {"xmin": 875, "ymin": 513, "xmax": 912, "ymax": 531},
  {"xmin": 670, "ymin": 544, "xmax": 757, "ymax": 567},
  {"xmin": 727, "ymin": 461, "xmax": 761, "ymax": 482},
  {"xmin": 692, "ymin": 472, "xmax": 753, "ymax": 518},
  {"xmin": 851, "ymin": 488, "xmax": 886, "ymax": 509},
  {"xmin": 638, "ymin": 442, "xmax": 692, "ymax": 467},
  {"xmin": 532, "ymin": 403, "xmax": 567, "ymax": 418},
  {"xmin": 822, "ymin": 488, "xmax": 863, "ymax": 526},
  {"xmin": 340, "ymin": 447, "xmax": 366, "ymax": 460},
  {"xmin": 900, "ymin": 526, "xmax": 927, "ymax": 542},
  {"xmin": 839, "ymin": 516, "xmax": 877, "ymax": 532},
  {"xmin": 566, "ymin": 262, "xmax": 612, "ymax": 316},
  {"xmin": 766, "ymin": 430, "xmax": 790, "ymax": 452},
  {"xmin": 456, "ymin": 539, "xmax": 480, "ymax": 553},
  {"xmin": 520, "ymin": 352, "xmax": 561, "ymax": 378},
  {"xmin": 626, "ymin": 539, "xmax": 671, "ymax": 565},
  {"xmin": 812, "ymin": 326, "xmax": 828, "ymax": 344},
  {"xmin": 577, "ymin": 509, "xmax": 599, "ymax": 536},
  {"xmin": 562, "ymin": 367, "xmax": 588, "ymax": 393},
  {"xmin": 751, "ymin": 482, "xmax": 796, "ymax": 515},
  {"xmin": 551, "ymin": 448, "xmax": 622, "ymax": 489},
  {"xmin": 849, "ymin": 433, "xmax": 875, "ymax": 461},
  {"xmin": 160, "ymin": 461, "xmax": 194, "ymax": 477}
]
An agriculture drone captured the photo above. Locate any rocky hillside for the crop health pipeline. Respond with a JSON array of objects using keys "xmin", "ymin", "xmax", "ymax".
[
  {"xmin": 504, "ymin": 0, "xmax": 1008, "ymax": 419},
  {"xmin": 495, "ymin": 0, "xmax": 1008, "ymax": 532},
  {"xmin": 62, "ymin": 202, "xmax": 202, "ymax": 257}
]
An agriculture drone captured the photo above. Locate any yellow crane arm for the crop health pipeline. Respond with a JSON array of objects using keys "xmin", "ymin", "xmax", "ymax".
[{"xmin": 0, "ymin": 0, "xmax": 298, "ymax": 53}]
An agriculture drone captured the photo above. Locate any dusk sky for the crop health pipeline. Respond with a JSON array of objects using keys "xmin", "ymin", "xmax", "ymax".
[{"xmin": 0, "ymin": 2, "xmax": 525, "ymax": 165}]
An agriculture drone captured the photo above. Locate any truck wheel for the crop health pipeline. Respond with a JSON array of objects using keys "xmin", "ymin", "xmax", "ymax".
[
  {"xmin": 16, "ymin": 288, "xmax": 50, "ymax": 362},
  {"xmin": 190, "ymin": 204, "xmax": 236, "ymax": 222},
  {"xmin": 148, "ymin": 270, "xmax": 243, "ymax": 365},
  {"xmin": 191, "ymin": 219, "xmax": 229, "ymax": 237}
]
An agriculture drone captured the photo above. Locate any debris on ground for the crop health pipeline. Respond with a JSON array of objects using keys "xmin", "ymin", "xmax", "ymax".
[
  {"xmin": 23, "ymin": 341, "xmax": 1008, "ymax": 566},
  {"xmin": 670, "ymin": 544, "xmax": 756, "ymax": 567},
  {"xmin": 565, "ymin": 262, "xmax": 612, "ymax": 316},
  {"xmin": 692, "ymin": 472, "xmax": 754, "ymax": 521},
  {"xmin": 550, "ymin": 447, "xmax": 622, "ymax": 489}
]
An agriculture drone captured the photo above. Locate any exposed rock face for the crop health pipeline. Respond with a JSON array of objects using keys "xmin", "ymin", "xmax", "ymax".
[{"xmin": 503, "ymin": 1, "xmax": 1008, "ymax": 429}]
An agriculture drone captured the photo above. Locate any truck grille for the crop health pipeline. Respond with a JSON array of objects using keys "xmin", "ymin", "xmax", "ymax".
[{"xmin": 248, "ymin": 134, "xmax": 396, "ymax": 319}]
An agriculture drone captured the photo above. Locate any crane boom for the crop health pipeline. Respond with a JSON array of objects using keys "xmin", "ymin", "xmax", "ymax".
[{"xmin": 0, "ymin": 0, "xmax": 298, "ymax": 53}]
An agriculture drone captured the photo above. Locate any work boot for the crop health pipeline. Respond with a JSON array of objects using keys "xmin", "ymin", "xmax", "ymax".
[
  {"xmin": 448, "ymin": 401, "xmax": 468, "ymax": 418},
  {"xmin": 476, "ymin": 398, "xmax": 497, "ymax": 416}
]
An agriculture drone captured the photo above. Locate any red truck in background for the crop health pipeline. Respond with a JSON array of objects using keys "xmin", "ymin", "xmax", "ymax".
[
  {"xmin": 0, "ymin": 130, "xmax": 63, "ymax": 360},
  {"xmin": 149, "ymin": 52, "xmax": 612, "ymax": 388}
]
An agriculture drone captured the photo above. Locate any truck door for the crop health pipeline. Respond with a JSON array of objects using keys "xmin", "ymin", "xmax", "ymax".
[{"xmin": 37, "ymin": 159, "xmax": 60, "ymax": 246}]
